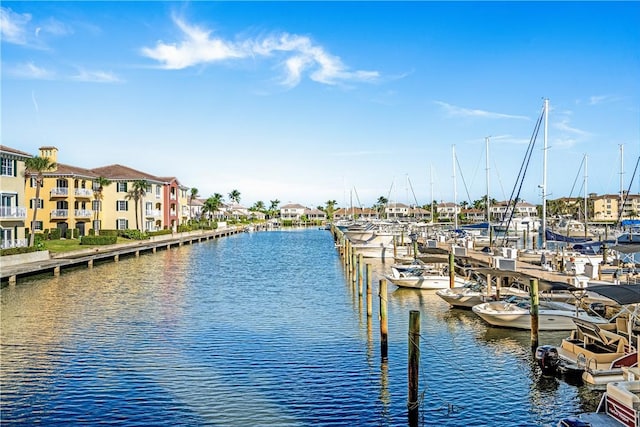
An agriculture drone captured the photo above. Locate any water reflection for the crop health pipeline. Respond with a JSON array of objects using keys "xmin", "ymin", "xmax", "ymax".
[{"xmin": 1, "ymin": 229, "xmax": 604, "ymax": 426}]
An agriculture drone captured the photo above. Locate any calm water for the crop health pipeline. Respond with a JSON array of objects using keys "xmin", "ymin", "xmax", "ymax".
[{"xmin": 1, "ymin": 228, "xmax": 603, "ymax": 426}]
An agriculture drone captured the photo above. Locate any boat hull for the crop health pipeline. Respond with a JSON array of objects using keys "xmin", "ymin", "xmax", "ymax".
[{"xmin": 386, "ymin": 275, "xmax": 467, "ymax": 290}]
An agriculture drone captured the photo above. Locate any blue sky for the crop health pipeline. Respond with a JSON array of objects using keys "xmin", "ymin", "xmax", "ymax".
[{"xmin": 2, "ymin": 1, "xmax": 639, "ymax": 209}]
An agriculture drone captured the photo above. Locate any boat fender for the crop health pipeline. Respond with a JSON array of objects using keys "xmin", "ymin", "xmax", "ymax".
[
  {"xmin": 556, "ymin": 416, "xmax": 591, "ymax": 427},
  {"xmin": 535, "ymin": 345, "xmax": 560, "ymax": 374}
]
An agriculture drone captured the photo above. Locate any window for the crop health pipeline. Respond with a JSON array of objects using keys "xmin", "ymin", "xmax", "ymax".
[
  {"xmin": 30, "ymin": 177, "xmax": 37, "ymax": 188},
  {"xmin": 32, "ymin": 221, "xmax": 43, "ymax": 231},
  {"xmin": 116, "ymin": 218, "xmax": 128, "ymax": 230},
  {"xmin": 56, "ymin": 178, "xmax": 68, "ymax": 188},
  {"xmin": 30, "ymin": 198, "xmax": 44, "ymax": 209},
  {"xmin": 116, "ymin": 200, "xmax": 128, "ymax": 211},
  {"xmin": 92, "ymin": 200, "xmax": 101, "ymax": 211},
  {"xmin": 156, "ymin": 185, "xmax": 161, "ymax": 198},
  {"xmin": 117, "ymin": 182, "xmax": 128, "ymax": 192},
  {"xmin": 93, "ymin": 220, "xmax": 101, "ymax": 231},
  {"xmin": 1, "ymin": 158, "xmax": 14, "ymax": 176}
]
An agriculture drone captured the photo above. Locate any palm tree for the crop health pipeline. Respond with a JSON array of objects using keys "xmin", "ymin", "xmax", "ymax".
[
  {"xmin": 126, "ymin": 179, "xmax": 148, "ymax": 231},
  {"xmin": 189, "ymin": 187, "xmax": 199, "ymax": 221},
  {"xmin": 228, "ymin": 189, "xmax": 241, "ymax": 204},
  {"xmin": 203, "ymin": 193, "xmax": 224, "ymax": 223},
  {"xmin": 374, "ymin": 196, "xmax": 388, "ymax": 219},
  {"xmin": 324, "ymin": 200, "xmax": 337, "ymax": 220},
  {"xmin": 24, "ymin": 156, "xmax": 56, "ymax": 247},
  {"xmin": 269, "ymin": 199, "xmax": 280, "ymax": 219},
  {"xmin": 92, "ymin": 176, "xmax": 112, "ymax": 235},
  {"xmin": 250, "ymin": 201, "xmax": 266, "ymax": 212}
]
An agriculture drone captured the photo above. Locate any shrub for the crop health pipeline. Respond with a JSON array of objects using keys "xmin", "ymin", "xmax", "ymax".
[
  {"xmin": 80, "ymin": 235, "xmax": 118, "ymax": 245},
  {"xmin": 147, "ymin": 229, "xmax": 172, "ymax": 237},
  {"xmin": 0, "ymin": 246, "xmax": 39, "ymax": 256},
  {"xmin": 49, "ymin": 228, "xmax": 61, "ymax": 240},
  {"xmin": 120, "ymin": 229, "xmax": 148, "ymax": 240}
]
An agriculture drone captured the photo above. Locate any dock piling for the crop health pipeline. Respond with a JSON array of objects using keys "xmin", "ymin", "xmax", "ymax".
[
  {"xmin": 379, "ymin": 279, "xmax": 388, "ymax": 362},
  {"xmin": 529, "ymin": 278, "xmax": 540, "ymax": 351},
  {"xmin": 408, "ymin": 310, "xmax": 420, "ymax": 425}
]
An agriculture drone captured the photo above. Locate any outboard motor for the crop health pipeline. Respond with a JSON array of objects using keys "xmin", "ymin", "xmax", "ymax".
[{"xmin": 535, "ymin": 345, "xmax": 560, "ymax": 375}]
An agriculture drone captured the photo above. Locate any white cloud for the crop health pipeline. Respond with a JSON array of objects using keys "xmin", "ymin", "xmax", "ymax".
[
  {"xmin": 141, "ymin": 15, "xmax": 379, "ymax": 87},
  {"xmin": 435, "ymin": 101, "xmax": 530, "ymax": 120},
  {"xmin": 0, "ymin": 7, "xmax": 71, "ymax": 47},
  {"xmin": 6, "ymin": 61, "xmax": 54, "ymax": 79},
  {"xmin": 554, "ymin": 118, "xmax": 591, "ymax": 138},
  {"xmin": 0, "ymin": 7, "xmax": 31, "ymax": 45},
  {"xmin": 71, "ymin": 69, "xmax": 122, "ymax": 83}
]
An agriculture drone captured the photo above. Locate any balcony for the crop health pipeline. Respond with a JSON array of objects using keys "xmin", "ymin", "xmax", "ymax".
[
  {"xmin": 1, "ymin": 238, "xmax": 28, "ymax": 249},
  {"xmin": 74, "ymin": 188, "xmax": 93, "ymax": 198},
  {"xmin": 51, "ymin": 209, "xmax": 69, "ymax": 219},
  {"xmin": 145, "ymin": 209, "xmax": 162, "ymax": 218},
  {"xmin": 50, "ymin": 188, "xmax": 69, "ymax": 197},
  {"xmin": 0, "ymin": 206, "xmax": 27, "ymax": 219},
  {"xmin": 74, "ymin": 209, "xmax": 93, "ymax": 218}
]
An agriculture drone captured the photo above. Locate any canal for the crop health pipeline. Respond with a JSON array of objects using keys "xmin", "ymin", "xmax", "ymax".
[{"xmin": 1, "ymin": 228, "xmax": 603, "ymax": 426}]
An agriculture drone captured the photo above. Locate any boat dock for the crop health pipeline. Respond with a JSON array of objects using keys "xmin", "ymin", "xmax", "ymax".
[{"xmin": 1, "ymin": 227, "xmax": 241, "ymax": 285}]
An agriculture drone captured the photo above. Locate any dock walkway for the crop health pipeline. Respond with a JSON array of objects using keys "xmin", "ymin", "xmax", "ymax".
[{"xmin": 1, "ymin": 227, "xmax": 241, "ymax": 285}]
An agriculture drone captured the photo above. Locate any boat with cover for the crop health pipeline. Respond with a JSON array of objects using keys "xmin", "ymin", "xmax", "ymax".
[
  {"xmin": 535, "ymin": 284, "xmax": 640, "ymax": 387},
  {"xmin": 385, "ymin": 260, "xmax": 468, "ymax": 290}
]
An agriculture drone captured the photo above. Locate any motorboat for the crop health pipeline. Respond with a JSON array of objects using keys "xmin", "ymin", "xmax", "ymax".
[
  {"xmin": 472, "ymin": 296, "xmax": 610, "ymax": 331},
  {"xmin": 555, "ymin": 367, "xmax": 640, "ymax": 426},
  {"xmin": 436, "ymin": 279, "xmax": 491, "ymax": 308},
  {"xmin": 385, "ymin": 263, "xmax": 468, "ymax": 290},
  {"xmin": 535, "ymin": 284, "xmax": 640, "ymax": 387}
]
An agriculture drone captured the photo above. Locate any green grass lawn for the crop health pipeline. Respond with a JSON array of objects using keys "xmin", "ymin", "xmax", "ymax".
[{"xmin": 42, "ymin": 238, "xmax": 130, "ymax": 254}]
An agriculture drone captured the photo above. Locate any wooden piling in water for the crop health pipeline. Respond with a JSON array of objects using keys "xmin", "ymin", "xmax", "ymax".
[
  {"xmin": 408, "ymin": 310, "xmax": 420, "ymax": 424},
  {"xmin": 358, "ymin": 254, "xmax": 364, "ymax": 296},
  {"xmin": 379, "ymin": 279, "xmax": 388, "ymax": 362},
  {"xmin": 448, "ymin": 251, "xmax": 455, "ymax": 288},
  {"xmin": 366, "ymin": 264, "xmax": 372, "ymax": 317},
  {"xmin": 529, "ymin": 278, "xmax": 540, "ymax": 351}
]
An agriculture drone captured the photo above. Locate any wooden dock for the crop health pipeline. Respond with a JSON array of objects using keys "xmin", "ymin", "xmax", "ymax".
[{"xmin": 1, "ymin": 227, "xmax": 242, "ymax": 285}]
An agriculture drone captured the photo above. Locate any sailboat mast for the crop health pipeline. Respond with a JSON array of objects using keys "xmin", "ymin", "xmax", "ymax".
[
  {"xmin": 584, "ymin": 154, "xmax": 588, "ymax": 239},
  {"xmin": 486, "ymin": 136, "xmax": 491, "ymax": 226},
  {"xmin": 452, "ymin": 144, "xmax": 458, "ymax": 229},
  {"xmin": 542, "ymin": 99, "xmax": 549, "ymax": 249},
  {"xmin": 430, "ymin": 165, "xmax": 434, "ymax": 224},
  {"xmin": 620, "ymin": 144, "xmax": 625, "ymax": 219}
]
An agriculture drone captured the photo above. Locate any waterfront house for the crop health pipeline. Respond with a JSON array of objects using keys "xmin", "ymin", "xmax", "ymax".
[
  {"xmin": 0, "ymin": 145, "xmax": 31, "ymax": 248},
  {"xmin": 591, "ymin": 192, "xmax": 640, "ymax": 222},
  {"xmin": 280, "ymin": 203, "xmax": 307, "ymax": 221},
  {"xmin": 386, "ymin": 202, "xmax": 410, "ymax": 219},
  {"xmin": 332, "ymin": 207, "xmax": 378, "ymax": 221},
  {"xmin": 436, "ymin": 202, "xmax": 459, "ymax": 222},
  {"xmin": 409, "ymin": 206, "xmax": 431, "ymax": 221},
  {"xmin": 24, "ymin": 147, "xmax": 99, "ymax": 237},
  {"xmin": 305, "ymin": 207, "xmax": 327, "ymax": 223}
]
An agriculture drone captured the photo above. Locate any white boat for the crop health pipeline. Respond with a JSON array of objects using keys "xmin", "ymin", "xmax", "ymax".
[
  {"xmin": 535, "ymin": 284, "xmax": 640, "ymax": 387},
  {"xmin": 385, "ymin": 264, "xmax": 468, "ymax": 290},
  {"xmin": 556, "ymin": 368, "xmax": 640, "ymax": 427},
  {"xmin": 436, "ymin": 280, "xmax": 491, "ymax": 308},
  {"xmin": 472, "ymin": 297, "xmax": 609, "ymax": 331}
]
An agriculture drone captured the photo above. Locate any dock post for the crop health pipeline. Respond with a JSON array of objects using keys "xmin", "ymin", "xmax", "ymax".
[
  {"xmin": 351, "ymin": 252, "xmax": 357, "ymax": 285},
  {"xmin": 53, "ymin": 266, "xmax": 60, "ymax": 277},
  {"xmin": 486, "ymin": 273, "xmax": 492, "ymax": 299},
  {"xmin": 366, "ymin": 264, "xmax": 372, "ymax": 317},
  {"xmin": 88, "ymin": 259, "xmax": 93, "ymax": 269},
  {"xmin": 529, "ymin": 278, "xmax": 540, "ymax": 351},
  {"xmin": 380, "ymin": 279, "xmax": 388, "ymax": 362},
  {"xmin": 448, "ymin": 250, "xmax": 455, "ymax": 288},
  {"xmin": 393, "ymin": 236, "xmax": 397, "ymax": 259},
  {"xmin": 9, "ymin": 275, "xmax": 16, "ymax": 285},
  {"xmin": 114, "ymin": 254, "xmax": 119, "ymax": 262},
  {"xmin": 408, "ymin": 310, "xmax": 420, "ymax": 425},
  {"xmin": 358, "ymin": 254, "xmax": 364, "ymax": 296},
  {"xmin": 135, "ymin": 250, "xmax": 140, "ymax": 258}
]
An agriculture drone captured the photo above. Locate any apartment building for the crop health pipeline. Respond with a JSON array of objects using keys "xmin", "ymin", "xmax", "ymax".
[
  {"xmin": 24, "ymin": 147, "xmax": 99, "ymax": 237},
  {"xmin": 0, "ymin": 145, "xmax": 31, "ymax": 248}
]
